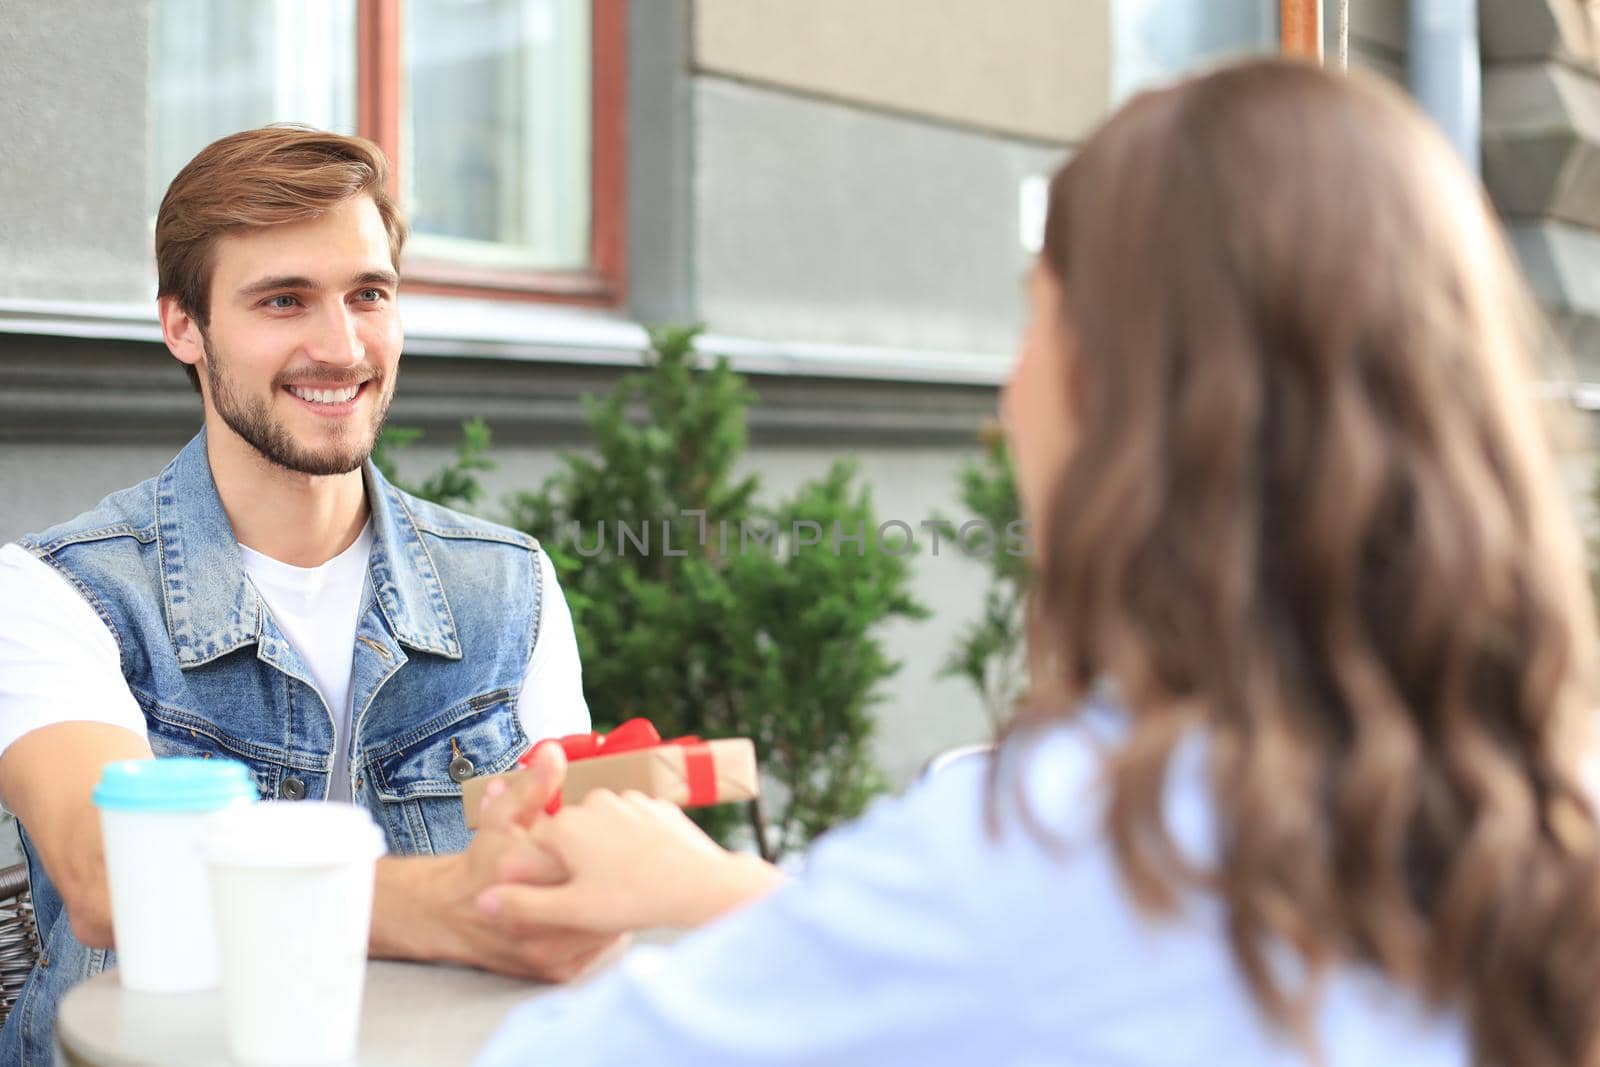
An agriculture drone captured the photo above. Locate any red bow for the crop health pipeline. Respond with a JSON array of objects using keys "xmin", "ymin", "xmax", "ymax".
[{"xmin": 519, "ymin": 718, "xmax": 715, "ymax": 813}]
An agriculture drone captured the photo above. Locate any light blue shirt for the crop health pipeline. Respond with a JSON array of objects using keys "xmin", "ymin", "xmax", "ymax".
[{"xmin": 476, "ymin": 714, "xmax": 1466, "ymax": 1067}]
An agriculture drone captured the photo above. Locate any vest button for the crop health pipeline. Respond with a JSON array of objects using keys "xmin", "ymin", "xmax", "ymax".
[
  {"xmin": 281, "ymin": 777, "xmax": 307, "ymax": 800},
  {"xmin": 448, "ymin": 756, "xmax": 475, "ymax": 783}
]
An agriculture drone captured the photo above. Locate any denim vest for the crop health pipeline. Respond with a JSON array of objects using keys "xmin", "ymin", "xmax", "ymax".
[{"xmin": 0, "ymin": 430, "xmax": 545, "ymax": 1066}]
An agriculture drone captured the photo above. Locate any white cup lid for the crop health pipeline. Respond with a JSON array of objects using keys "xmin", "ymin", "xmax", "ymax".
[{"xmin": 206, "ymin": 802, "xmax": 387, "ymax": 868}]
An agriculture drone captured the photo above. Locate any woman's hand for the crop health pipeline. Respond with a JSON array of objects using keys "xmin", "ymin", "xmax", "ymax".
[
  {"xmin": 474, "ymin": 787, "xmax": 787, "ymax": 935},
  {"xmin": 373, "ymin": 741, "xmax": 628, "ymax": 983}
]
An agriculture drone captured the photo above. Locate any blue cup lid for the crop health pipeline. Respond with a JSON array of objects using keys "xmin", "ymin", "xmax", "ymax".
[{"xmin": 92, "ymin": 758, "xmax": 259, "ymax": 813}]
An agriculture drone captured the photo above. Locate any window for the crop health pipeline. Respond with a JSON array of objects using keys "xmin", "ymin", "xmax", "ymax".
[
  {"xmin": 1112, "ymin": 0, "xmax": 1277, "ymax": 102},
  {"xmin": 406, "ymin": 0, "xmax": 589, "ymax": 273},
  {"xmin": 149, "ymin": 0, "xmax": 358, "ymax": 216},
  {"xmin": 148, "ymin": 0, "xmax": 625, "ymax": 305}
]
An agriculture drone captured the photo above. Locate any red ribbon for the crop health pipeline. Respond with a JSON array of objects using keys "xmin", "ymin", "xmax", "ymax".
[
  {"xmin": 519, "ymin": 718, "xmax": 718, "ymax": 813},
  {"xmin": 680, "ymin": 743, "xmax": 716, "ymax": 807}
]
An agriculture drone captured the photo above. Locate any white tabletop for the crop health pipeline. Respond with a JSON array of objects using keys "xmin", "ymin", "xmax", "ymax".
[{"xmin": 56, "ymin": 959, "xmax": 552, "ymax": 1067}]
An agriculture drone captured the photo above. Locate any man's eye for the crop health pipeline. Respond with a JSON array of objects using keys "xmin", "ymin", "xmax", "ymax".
[
  {"xmin": 357, "ymin": 288, "xmax": 385, "ymax": 303},
  {"xmin": 266, "ymin": 295, "xmax": 299, "ymax": 310}
]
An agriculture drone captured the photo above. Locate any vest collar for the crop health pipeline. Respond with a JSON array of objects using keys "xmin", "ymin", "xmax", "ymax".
[{"xmin": 156, "ymin": 430, "xmax": 461, "ymax": 667}]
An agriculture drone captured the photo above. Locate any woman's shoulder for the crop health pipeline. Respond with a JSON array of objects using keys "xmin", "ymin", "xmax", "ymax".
[
  {"xmin": 810, "ymin": 705, "xmax": 1462, "ymax": 1064},
  {"xmin": 798, "ymin": 697, "xmax": 1166, "ymax": 928},
  {"xmin": 894, "ymin": 695, "xmax": 1213, "ymax": 869}
]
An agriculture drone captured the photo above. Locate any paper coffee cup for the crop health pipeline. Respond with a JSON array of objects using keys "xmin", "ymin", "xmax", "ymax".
[
  {"xmin": 92, "ymin": 758, "xmax": 258, "ymax": 992},
  {"xmin": 206, "ymin": 803, "xmax": 387, "ymax": 1065}
]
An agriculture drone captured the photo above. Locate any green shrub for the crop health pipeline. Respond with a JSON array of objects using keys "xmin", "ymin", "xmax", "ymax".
[
  {"xmin": 383, "ymin": 327, "xmax": 926, "ymax": 860},
  {"xmin": 370, "ymin": 417, "xmax": 494, "ymax": 513},
  {"xmin": 940, "ymin": 427, "xmax": 1029, "ymax": 729}
]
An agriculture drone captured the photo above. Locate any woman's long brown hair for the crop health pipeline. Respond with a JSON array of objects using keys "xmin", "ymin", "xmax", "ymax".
[{"xmin": 1008, "ymin": 59, "xmax": 1600, "ymax": 1066}]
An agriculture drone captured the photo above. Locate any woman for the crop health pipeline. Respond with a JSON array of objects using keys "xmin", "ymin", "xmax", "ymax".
[{"xmin": 474, "ymin": 59, "xmax": 1600, "ymax": 1067}]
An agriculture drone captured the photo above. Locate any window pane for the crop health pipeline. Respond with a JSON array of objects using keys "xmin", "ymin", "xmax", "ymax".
[
  {"xmin": 148, "ymin": 0, "xmax": 357, "ymax": 221},
  {"xmin": 404, "ymin": 0, "xmax": 592, "ymax": 272},
  {"xmin": 1113, "ymin": 0, "xmax": 1277, "ymax": 102}
]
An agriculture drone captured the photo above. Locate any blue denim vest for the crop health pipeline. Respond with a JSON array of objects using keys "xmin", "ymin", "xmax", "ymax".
[{"xmin": 1, "ymin": 430, "xmax": 546, "ymax": 1066}]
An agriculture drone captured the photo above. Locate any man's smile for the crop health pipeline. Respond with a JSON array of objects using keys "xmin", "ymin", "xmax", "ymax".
[{"xmin": 282, "ymin": 379, "xmax": 373, "ymax": 415}]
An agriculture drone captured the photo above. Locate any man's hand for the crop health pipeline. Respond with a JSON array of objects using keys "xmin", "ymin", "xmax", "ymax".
[{"xmin": 370, "ymin": 743, "xmax": 626, "ymax": 982}]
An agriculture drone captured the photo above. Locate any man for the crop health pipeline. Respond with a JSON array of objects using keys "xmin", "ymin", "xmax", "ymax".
[{"xmin": 0, "ymin": 126, "xmax": 612, "ymax": 1066}]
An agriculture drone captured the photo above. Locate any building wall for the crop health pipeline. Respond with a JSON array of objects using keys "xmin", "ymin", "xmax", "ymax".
[
  {"xmin": 692, "ymin": 0, "xmax": 1110, "ymax": 144},
  {"xmin": 0, "ymin": 0, "xmax": 149, "ymax": 303},
  {"xmin": 686, "ymin": 1, "xmax": 1075, "ymax": 358},
  {"xmin": 1482, "ymin": 0, "xmax": 1600, "ymax": 384},
  {"xmin": 692, "ymin": 79, "xmax": 1063, "ymax": 354}
]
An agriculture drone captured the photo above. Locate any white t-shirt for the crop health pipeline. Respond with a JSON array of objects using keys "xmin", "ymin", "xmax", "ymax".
[{"xmin": 0, "ymin": 534, "xmax": 590, "ymax": 801}]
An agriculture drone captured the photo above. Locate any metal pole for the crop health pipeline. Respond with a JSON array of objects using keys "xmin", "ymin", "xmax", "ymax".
[
  {"xmin": 1280, "ymin": 0, "xmax": 1324, "ymax": 61},
  {"xmin": 1408, "ymin": 0, "xmax": 1481, "ymax": 175},
  {"xmin": 1337, "ymin": 0, "xmax": 1349, "ymax": 71}
]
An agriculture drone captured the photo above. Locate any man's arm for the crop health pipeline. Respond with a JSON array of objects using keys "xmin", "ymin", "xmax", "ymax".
[
  {"xmin": 0, "ymin": 547, "xmax": 158, "ymax": 948},
  {"xmin": 0, "ymin": 544, "xmax": 615, "ymax": 979},
  {"xmin": 518, "ymin": 552, "xmax": 591, "ymax": 738},
  {"xmin": 0, "ymin": 722, "xmax": 154, "ymax": 948},
  {"xmin": 0, "ymin": 722, "xmax": 620, "ymax": 978}
]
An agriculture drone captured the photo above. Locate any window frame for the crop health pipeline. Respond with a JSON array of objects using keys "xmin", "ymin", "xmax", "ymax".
[
  {"xmin": 356, "ymin": 0, "xmax": 627, "ymax": 307},
  {"xmin": 1279, "ymin": 0, "xmax": 1321, "ymax": 58}
]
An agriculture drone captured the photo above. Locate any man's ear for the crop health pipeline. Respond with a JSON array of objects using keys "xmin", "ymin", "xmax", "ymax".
[{"xmin": 157, "ymin": 295, "xmax": 205, "ymax": 371}]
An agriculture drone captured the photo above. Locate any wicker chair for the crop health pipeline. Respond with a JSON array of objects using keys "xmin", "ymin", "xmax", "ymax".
[{"xmin": 0, "ymin": 863, "xmax": 37, "ymax": 1031}]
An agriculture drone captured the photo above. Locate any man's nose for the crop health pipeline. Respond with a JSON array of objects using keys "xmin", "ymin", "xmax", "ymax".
[{"xmin": 307, "ymin": 303, "xmax": 365, "ymax": 366}]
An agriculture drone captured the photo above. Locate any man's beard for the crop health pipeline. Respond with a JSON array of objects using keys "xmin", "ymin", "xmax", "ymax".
[{"xmin": 201, "ymin": 332, "xmax": 391, "ymax": 477}]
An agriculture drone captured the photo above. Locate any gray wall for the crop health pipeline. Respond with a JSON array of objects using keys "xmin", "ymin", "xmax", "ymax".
[
  {"xmin": 692, "ymin": 0, "xmax": 1110, "ymax": 143},
  {"xmin": 0, "ymin": 0, "xmax": 150, "ymax": 302},
  {"xmin": 693, "ymin": 78, "xmax": 1060, "ymax": 355},
  {"xmin": 1480, "ymin": 0, "xmax": 1600, "ymax": 385}
]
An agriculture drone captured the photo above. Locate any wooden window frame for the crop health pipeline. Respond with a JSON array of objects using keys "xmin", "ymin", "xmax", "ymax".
[{"xmin": 356, "ymin": 0, "xmax": 627, "ymax": 308}]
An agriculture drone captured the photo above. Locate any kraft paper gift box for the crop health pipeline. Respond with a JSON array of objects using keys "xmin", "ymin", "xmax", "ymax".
[{"xmin": 461, "ymin": 733, "xmax": 759, "ymax": 830}]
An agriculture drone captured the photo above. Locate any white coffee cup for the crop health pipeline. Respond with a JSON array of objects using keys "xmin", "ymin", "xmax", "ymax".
[
  {"xmin": 92, "ymin": 758, "xmax": 258, "ymax": 992},
  {"xmin": 206, "ymin": 802, "xmax": 387, "ymax": 1065}
]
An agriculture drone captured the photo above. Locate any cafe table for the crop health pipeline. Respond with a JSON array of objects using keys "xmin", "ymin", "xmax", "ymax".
[{"xmin": 56, "ymin": 958, "xmax": 562, "ymax": 1067}]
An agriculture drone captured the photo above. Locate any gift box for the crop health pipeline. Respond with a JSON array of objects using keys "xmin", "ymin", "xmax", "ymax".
[{"xmin": 461, "ymin": 718, "xmax": 759, "ymax": 830}]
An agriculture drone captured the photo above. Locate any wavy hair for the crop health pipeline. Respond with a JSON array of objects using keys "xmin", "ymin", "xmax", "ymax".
[{"xmin": 1006, "ymin": 59, "xmax": 1600, "ymax": 1066}]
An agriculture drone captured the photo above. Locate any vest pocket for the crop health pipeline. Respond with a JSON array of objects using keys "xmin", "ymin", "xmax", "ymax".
[
  {"xmin": 364, "ymin": 689, "xmax": 529, "ymax": 855},
  {"xmin": 143, "ymin": 713, "xmax": 285, "ymax": 801}
]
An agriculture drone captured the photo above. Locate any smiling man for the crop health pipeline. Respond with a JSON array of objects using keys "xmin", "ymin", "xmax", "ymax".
[{"xmin": 0, "ymin": 127, "xmax": 608, "ymax": 1066}]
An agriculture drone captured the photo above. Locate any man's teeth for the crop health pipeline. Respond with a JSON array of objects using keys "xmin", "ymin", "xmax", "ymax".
[{"xmin": 288, "ymin": 384, "xmax": 361, "ymax": 405}]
